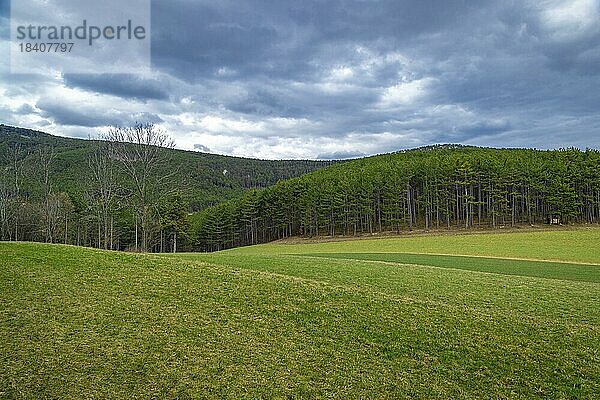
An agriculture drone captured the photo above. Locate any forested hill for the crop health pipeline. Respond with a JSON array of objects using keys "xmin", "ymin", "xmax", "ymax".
[
  {"xmin": 0, "ymin": 124, "xmax": 336, "ymax": 251},
  {"xmin": 0, "ymin": 124, "xmax": 334, "ymax": 210},
  {"xmin": 190, "ymin": 146, "xmax": 600, "ymax": 251}
]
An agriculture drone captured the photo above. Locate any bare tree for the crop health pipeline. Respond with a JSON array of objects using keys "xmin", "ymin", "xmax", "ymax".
[
  {"xmin": 37, "ymin": 146, "xmax": 56, "ymax": 242},
  {"xmin": 1, "ymin": 143, "xmax": 28, "ymax": 241},
  {"xmin": 105, "ymin": 123, "xmax": 176, "ymax": 252},
  {"xmin": 45, "ymin": 192, "xmax": 74, "ymax": 244},
  {"xmin": 87, "ymin": 139, "xmax": 119, "ymax": 249},
  {"xmin": 0, "ymin": 183, "xmax": 10, "ymax": 240}
]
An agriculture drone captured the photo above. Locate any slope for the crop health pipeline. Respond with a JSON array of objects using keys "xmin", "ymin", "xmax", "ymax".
[
  {"xmin": 1, "ymin": 228, "xmax": 599, "ymax": 398},
  {"xmin": 189, "ymin": 146, "xmax": 600, "ymax": 250},
  {"xmin": 0, "ymin": 124, "xmax": 334, "ymax": 210}
]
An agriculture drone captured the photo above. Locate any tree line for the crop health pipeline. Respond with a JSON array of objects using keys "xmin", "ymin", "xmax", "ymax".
[
  {"xmin": 0, "ymin": 124, "xmax": 188, "ymax": 252},
  {"xmin": 0, "ymin": 124, "xmax": 335, "ymax": 252},
  {"xmin": 190, "ymin": 146, "xmax": 600, "ymax": 251}
]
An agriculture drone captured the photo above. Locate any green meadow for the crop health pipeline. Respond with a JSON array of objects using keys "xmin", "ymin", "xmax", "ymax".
[{"xmin": 1, "ymin": 228, "xmax": 600, "ymax": 398}]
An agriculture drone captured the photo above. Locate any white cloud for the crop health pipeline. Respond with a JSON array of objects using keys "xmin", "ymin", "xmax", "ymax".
[
  {"xmin": 199, "ymin": 115, "xmax": 265, "ymax": 133},
  {"xmin": 215, "ymin": 67, "xmax": 238, "ymax": 77},
  {"xmin": 377, "ymin": 78, "xmax": 435, "ymax": 109},
  {"xmin": 539, "ymin": 0, "xmax": 600, "ymax": 41},
  {"xmin": 2, "ymin": 1, "xmax": 599, "ymax": 160},
  {"xmin": 328, "ymin": 66, "xmax": 354, "ymax": 81},
  {"xmin": 182, "ymin": 131, "xmax": 423, "ymax": 160},
  {"xmin": 179, "ymin": 114, "xmax": 317, "ymax": 137}
]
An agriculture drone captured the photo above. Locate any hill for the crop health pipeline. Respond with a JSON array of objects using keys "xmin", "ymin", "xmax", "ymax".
[
  {"xmin": 0, "ymin": 124, "xmax": 334, "ymax": 249},
  {"xmin": 190, "ymin": 146, "xmax": 600, "ymax": 251},
  {"xmin": 1, "ymin": 228, "xmax": 599, "ymax": 397},
  {"xmin": 0, "ymin": 125, "xmax": 334, "ymax": 208}
]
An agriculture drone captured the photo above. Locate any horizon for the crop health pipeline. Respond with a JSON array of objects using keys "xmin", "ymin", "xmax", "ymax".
[
  {"xmin": 1, "ymin": 1, "xmax": 599, "ymax": 159},
  {"xmin": 4, "ymin": 123, "xmax": 597, "ymax": 162}
]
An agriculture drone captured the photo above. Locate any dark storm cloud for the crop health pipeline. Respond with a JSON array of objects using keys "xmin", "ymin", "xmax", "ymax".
[
  {"xmin": 498, "ymin": 2, "xmax": 600, "ymax": 76},
  {"xmin": 151, "ymin": 0, "xmax": 280, "ymax": 80},
  {"xmin": 222, "ymin": 79, "xmax": 380, "ymax": 120},
  {"xmin": 36, "ymin": 103, "xmax": 115, "ymax": 127},
  {"xmin": 149, "ymin": 0, "xmax": 496, "ymax": 83},
  {"xmin": 36, "ymin": 98, "xmax": 163, "ymax": 128},
  {"xmin": 4, "ymin": 0, "xmax": 600, "ymax": 157},
  {"xmin": 63, "ymin": 74, "xmax": 171, "ymax": 101}
]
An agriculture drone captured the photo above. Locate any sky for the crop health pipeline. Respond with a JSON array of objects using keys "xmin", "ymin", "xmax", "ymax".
[{"xmin": 0, "ymin": 0, "xmax": 599, "ymax": 160}]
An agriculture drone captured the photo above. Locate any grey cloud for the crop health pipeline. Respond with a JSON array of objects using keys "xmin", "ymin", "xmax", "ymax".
[
  {"xmin": 0, "ymin": 1, "xmax": 8, "ymax": 19},
  {"xmin": 0, "ymin": 104, "xmax": 15, "ymax": 124},
  {"xmin": 316, "ymin": 150, "xmax": 365, "ymax": 160},
  {"xmin": 36, "ymin": 99, "xmax": 163, "ymax": 128},
  {"xmin": 498, "ymin": 3, "xmax": 600, "ymax": 76},
  {"xmin": 3, "ymin": 0, "xmax": 600, "ymax": 158},
  {"xmin": 194, "ymin": 143, "xmax": 211, "ymax": 152},
  {"xmin": 543, "ymin": 41, "xmax": 600, "ymax": 76},
  {"xmin": 223, "ymin": 79, "xmax": 380, "ymax": 121},
  {"xmin": 63, "ymin": 74, "xmax": 171, "ymax": 101},
  {"xmin": 37, "ymin": 101, "xmax": 122, "ymax": 127},
  {"xmin": 15, "ymin": 104, "xmax": 36, "ymax": 115},
  {"xmin": 0, "ymin": 73, "xmax": 56, "ymax": 97},
  {"xmin": 149, "ymin": 0, "xmax": 496, "ymax": 83},
  {"xmin": 0, "ymin": 2, "xmax": 8, "ymax": 39},
  {"xmin": 0, "ymin": 20, "xmax": 8, "ymax": 41}
]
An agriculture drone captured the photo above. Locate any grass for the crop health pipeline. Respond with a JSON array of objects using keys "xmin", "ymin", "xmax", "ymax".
[
  {"xmin": 299, "ymin": 253, "xmax": 600, "ymax": 283},
  {"xmin": 230, "ymin": 226, "xmax": 600, "ymax": 264},
  {"xmin": 1, "ymin": 228, "xmax": 600, "ymax": 398}
]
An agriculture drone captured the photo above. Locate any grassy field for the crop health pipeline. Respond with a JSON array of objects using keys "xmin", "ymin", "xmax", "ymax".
[
  {"xmin": 1, "ymin": 228, "xmax": 599, "ymax": 398},
  {"xmin": 230, "ymin": 227, "xmax": 600, "ymax": 263}
]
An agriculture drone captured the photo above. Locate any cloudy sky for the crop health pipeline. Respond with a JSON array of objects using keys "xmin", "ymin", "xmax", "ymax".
[{"xmin": 1, "ymin": 0, "xmax": 599, "ymax": 159}]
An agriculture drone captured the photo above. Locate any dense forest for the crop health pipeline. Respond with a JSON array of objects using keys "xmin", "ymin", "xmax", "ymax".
[
  {"xmin": 0, "ymin": 124, "xmax": 334, "ymax": 251},
  {"xmin": 4, "ymin": 124, "xmax": 600, "ymax": 254},
  {"xmin": 190, "ymin": 146, "xmax": 600, "ymax": 251}
]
